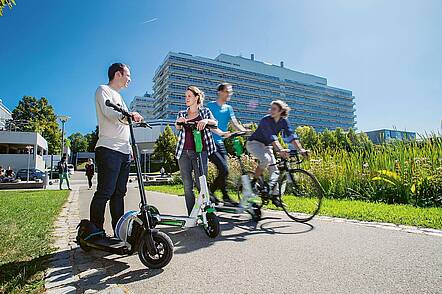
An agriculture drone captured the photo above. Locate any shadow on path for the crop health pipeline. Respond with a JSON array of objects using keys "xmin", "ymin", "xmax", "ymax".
[{"xmin": 161, "ymin": 213, "xmax": 314, "ymax": 255}]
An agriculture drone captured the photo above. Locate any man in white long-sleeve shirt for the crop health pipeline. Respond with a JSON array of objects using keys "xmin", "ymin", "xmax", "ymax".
[{"xmin": 90, "ymin": 63, "xmax": 143, "ymax": 234}]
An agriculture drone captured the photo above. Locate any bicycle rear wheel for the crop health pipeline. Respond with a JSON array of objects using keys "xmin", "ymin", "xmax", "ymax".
[{"xmin": 278, "ymin": 169, "xmax": 324, "ymax": 222}]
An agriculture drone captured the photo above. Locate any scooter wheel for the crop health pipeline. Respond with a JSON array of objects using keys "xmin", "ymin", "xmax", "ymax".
[
  {"xmin": 138, "ymin": 231, "xmax": 173, "ymax": 269},
  {"xmin": 77, "ymin": 237, "xmax": 92, "ymax": 252},
  {"xmin": 204, "ymin": 213, "xmax": 220, "ymax": 238}
]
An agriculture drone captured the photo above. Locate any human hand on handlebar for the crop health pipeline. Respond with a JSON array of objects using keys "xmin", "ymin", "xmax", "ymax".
[
  {"xmin": 299, "ymin": 149, "xmax": 310, "ymax": 158},
  {"xmin": 221, "ymin": 131, "xmax": 231, "ymax": 138},
  {"xmin": 197, "ymin": 119, "xmax": 209, "ymax": 131},
  {"xmin": 130, "ymin": 112, "xmax": 143, "ymax": 123},
  {"xmin": 278, "ymin": 149, "xmax": 290, "ymax": 159}
]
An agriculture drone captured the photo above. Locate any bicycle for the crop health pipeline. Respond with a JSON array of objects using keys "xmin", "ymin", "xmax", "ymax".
[{"xmin": 239, "ymin": 148, "xmax": 324, "ymax": 223}]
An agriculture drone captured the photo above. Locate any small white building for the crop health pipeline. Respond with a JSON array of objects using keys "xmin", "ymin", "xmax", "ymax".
[
  {"xmin": 0, "ymin": 131, "xmax": 48, "ymax": 171},
  {"xmin": 0, "ymin": 99, "xmax": 12, "ymax": 130}
]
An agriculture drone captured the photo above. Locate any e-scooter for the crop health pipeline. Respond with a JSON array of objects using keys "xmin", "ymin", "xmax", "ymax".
[
  {"xmin": 149, "ymin": 121, "xmax": 220, "ymax": 238},
  {"xmin": 214, "ymin": 132, "xmax": 262, "ymax": 221},
  {"xmin": 76, "ymin": 100, "xmax": 174, "ymax": 269}
]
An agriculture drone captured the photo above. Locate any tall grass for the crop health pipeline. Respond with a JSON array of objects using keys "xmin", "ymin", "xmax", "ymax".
[{"xmin": 212, "ymin": 135, "xmax": 442, "ymax": 208}]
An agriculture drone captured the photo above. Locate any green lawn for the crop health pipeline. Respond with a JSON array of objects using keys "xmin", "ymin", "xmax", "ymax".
[
  {"xmin": 0, "ymin": 190, "xmax": 70, "ymax": 294},
  {"xmin": 146, "ymin": 184, "xmax": 442, "ymax": 230}
]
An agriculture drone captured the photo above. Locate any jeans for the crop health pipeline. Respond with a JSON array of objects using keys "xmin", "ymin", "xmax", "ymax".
[
  {"xmin": 59, "ymin": 172, "xmax": 71, "ymax": 190},
  {"xmin": 209, "ymin": 142, "xmax": 229, "ymax": 199},
  {"xmin": 90, "ymin": 146, "xmax": 131, "ymax": 231},
  {"xmin": 87, "ymin": 175, "xmax": 93, "ymax": 188},
  {"xmin": 178, "ymin": 150, "xmax": 208, "ymax": 215}
]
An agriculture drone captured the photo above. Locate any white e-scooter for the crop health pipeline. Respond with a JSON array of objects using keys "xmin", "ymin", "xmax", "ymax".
[
  {"xmin": 149, "ymin": 121, "xmax": 220, "ymax": 238},
  {"xmin": 214, "ymin": 132, "xmax": 262, "ymax": 221}
]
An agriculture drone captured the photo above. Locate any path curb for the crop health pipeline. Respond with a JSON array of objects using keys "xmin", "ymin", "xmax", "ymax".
[{"xmin": 45, "ymin": 189, "xmax": 80, "ymax": 293}]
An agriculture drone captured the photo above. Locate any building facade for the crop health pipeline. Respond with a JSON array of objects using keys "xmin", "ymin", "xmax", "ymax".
[
  {"xmin": 0, "ymin": 99, "xmax": 12, "ymax": 130},
  {"xmin": 0, "ymin": 131, "xmax": 48, "ymax": 171},
  {"xmin": 365, "ymin": 129, "xmax": 416, "ymax": 144},
  {"xmin": 152, "ymin": 52, "xmax": 356, "ymax": 131},
  {"xmin": 130, "ymin": 93, "xmax": 155, "ymax": 121}
]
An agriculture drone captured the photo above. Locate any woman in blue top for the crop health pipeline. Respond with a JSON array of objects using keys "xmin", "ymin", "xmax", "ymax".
[{"xmin": 246, "ymin": 100, "xmax": 308, "ymax": 206}]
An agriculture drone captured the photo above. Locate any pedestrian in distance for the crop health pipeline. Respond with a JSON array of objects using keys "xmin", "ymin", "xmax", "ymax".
[
  {"xmin": 58, "ymin": 155, "xmax": 72, "ymax": 190},
  {"xmin": 85, "ymin": 158, "xmax": 95, "ymax": 190}
]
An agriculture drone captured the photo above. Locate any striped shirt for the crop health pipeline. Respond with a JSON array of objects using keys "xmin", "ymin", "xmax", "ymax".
[{"xmin": 175, "ymin": 107, "xmax": 217, "ymax": 159}]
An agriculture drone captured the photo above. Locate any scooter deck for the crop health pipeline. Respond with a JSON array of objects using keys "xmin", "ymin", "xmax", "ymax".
[
  {"xmin": 156, "ymin": 214, "xmax": 195, "ymax": 227},
  {"xmin": 215, "ymin": 204, "xmax": 244, "ymax": 213},
  {"xmin": 82, "ymin": 237, "xmax": 130, "ymax": 255}
]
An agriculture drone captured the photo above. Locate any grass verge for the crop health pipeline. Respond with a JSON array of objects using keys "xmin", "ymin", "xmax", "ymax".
[
  {"xmin": 146, "ymin": 184, "xmax": 442, "ymax": 230},
  {"xmin": 0, "ymin": 190, "xmax": 70, "ymax": 294}
]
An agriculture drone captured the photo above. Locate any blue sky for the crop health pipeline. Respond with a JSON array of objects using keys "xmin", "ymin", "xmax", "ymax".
[{"xmin": 1, "ymin": 0, "xmax": 441, "ymax": 135}]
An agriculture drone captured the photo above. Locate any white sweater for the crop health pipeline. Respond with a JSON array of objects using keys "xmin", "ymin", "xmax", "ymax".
[{"xmin": 95, "ymin": 85, "xmax": 131, "ymax": 154}]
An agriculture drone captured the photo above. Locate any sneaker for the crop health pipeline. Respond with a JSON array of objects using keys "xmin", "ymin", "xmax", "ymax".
[
  {"xmin": 271, "ymin": 196, "xmax": 284, "ymax": 208},
  {"xmin": 222, "ymin": 197, "xmax": 239, "ymax": 207},
  {"xmin": 209, "ymin": 193, "xmax": 220, "ymax": 204}
]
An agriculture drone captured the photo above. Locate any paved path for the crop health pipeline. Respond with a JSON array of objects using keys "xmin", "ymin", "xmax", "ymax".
[{"xmin": 49, "ymin": 173, "xmax": 442, "ymax": 293}]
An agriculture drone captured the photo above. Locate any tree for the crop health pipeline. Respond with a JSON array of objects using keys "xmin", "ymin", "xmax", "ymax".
[
  {"xmin": 296, "ymin": 126, "xmax": 320, "ymax": 150},
  {"xmin": 68, "ymin": 132, "xmax": 88, "ymax": 153},
  {"xmin": 152, "ymin": 125, "xmax": 178, "ymax": 173},
  {"xmin": 319, "ymin": 128, "xmax": 338, "ymax": 150},
  {"xmin": 85, "ymin": 126, "xmax": 99, "ymax": 152},
  {"xmin": 335, "ymin": 127, "xmax": 351, "ymax": 151},
  {"xmin": 0, "ymin": 0, "xmax": 15, "ymax": 16},
  {"xmin": 12, "ymin": 96, "xmax": 62, "ymax": 154}
]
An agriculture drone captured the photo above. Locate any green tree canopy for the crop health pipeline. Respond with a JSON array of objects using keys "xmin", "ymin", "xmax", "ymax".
[
  {"xmin": 85, "ymin": 126, "xmax": 99, "ymax": 152},
  {"xmin": 0, "ymin": 0, "xmax": 15, "ymax": 16},
  {"xmin": 68, "ymin": 132, "xmax": 88, "ymax": 153},
  {"xmin": 152, "ymin": 125, "xmax": 178, "ymax": 173},
  {"xmin": 12, "ymin": 96, "xmax": 62, "ymax": 154}
]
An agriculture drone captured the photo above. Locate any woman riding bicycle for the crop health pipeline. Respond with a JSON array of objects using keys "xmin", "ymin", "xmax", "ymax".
[
  {"xmin": 246, "ymin": 100, "xmax": 308, "ymax": 207},
  {"xmin": 175, "ymin": 86, "xmax": 219, "ymax": 215}
]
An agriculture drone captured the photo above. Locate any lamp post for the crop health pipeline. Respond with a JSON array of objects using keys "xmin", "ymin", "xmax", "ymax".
[
  {"xmin": 26, "ymin": 145, "xmax": 33, "ymax": 182},
  {"xmin": 141, "ymin": 149, "xmax": 149, "ymax": 174},
  {"xmin": 58, "ymin": 115, "xmax": 70, "ymax": 158}
]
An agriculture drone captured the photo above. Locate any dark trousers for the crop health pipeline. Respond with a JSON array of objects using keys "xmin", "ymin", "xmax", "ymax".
[
  {"xmin": 87, "ymin": 175, "xmax": 93, "ymax": 188},
  {"xmin": 90, "ymin": 147, "xmax": 131, "ymax": 231},
  {"xmin": 209, "ymin": 142, "xmax": 229, "ymax": 199}
]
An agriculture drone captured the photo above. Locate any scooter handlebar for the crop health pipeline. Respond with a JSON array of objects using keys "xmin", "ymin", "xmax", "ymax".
[
  {"xmin": 176, "ymin": 121, "xmax": 217, "ymax": 129},
  {"xmin": 105, "ymin": 100, "xmax": 151, "ymax": 128},
  {"xmin": 229, "ymin": 131, "xmax": 247, "ymax": 138}
]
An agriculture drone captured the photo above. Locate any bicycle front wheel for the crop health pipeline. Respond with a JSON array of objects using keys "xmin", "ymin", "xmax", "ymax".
[{"xmin": 278, "ymin": 169, "xmax": 324, "ymax": 222}]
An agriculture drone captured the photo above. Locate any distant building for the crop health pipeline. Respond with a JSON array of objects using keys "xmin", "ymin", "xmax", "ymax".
[
  {"xmin": 130, "ymin": 93, "xmax": 155, "ymax": 121},
  {"xmin": 132, "ymin": 119, "xmax": 176, "ymax": 172},
  {"xmin": 0, "ymin": 131, "xmax": 48, "ymax": 171},
  {"xmin": 133, "ymin": 119, "xmax": 176, "ymax": 154},
  {"xmin": 365, "ymin": 129, "xmax": 416, "ymax": 144},
  {"xmin": 0, "ymin": 99, "xmax": 12, "ymax": 130},
  {"xmin": 152, "ymin": 52, "xmax": 356, "ymax": 131}
]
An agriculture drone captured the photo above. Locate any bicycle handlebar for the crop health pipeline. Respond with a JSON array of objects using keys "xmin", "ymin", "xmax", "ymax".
[
  {"xmin": 270, "ymin": 149, "xmax": 303, "ymax": 166},
  {"xmin": 105, "ymin": 100, "xmax": 152, "ymax": 129}
]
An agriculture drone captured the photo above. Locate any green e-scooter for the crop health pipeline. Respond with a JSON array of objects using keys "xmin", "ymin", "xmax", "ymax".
[
  {"xmin": 149, "ymin": 121, "xmax": 220, "ymax": 238},
  {"xmin": 214, "ymin": 132, "xmax": 262, "ymax": 221}
]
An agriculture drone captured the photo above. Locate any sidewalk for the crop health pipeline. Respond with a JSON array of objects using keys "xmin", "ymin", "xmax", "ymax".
[{"xmin": 44, "ymin": 174, "xmax": 442, "ymax": 293}]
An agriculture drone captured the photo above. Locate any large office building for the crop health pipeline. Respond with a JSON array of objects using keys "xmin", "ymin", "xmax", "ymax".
[
  {"xmin": 129, "ymin": 92, "xmax": 155, "ymax": 121},
  {"xmin": 151, "ymin": 52, "xmax": 356, "ymax": 131}
]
